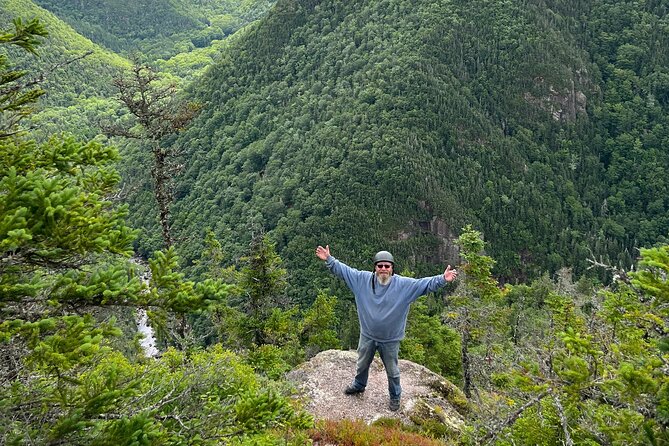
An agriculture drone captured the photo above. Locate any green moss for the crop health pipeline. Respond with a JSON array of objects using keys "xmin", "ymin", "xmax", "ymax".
[
  {"xmin": 429, "ymin": 379, "xmax": 470, "ymax": 415},
  {"xmin": 409, "ymin": 400, "xmax": 462, "ymax": 441}
]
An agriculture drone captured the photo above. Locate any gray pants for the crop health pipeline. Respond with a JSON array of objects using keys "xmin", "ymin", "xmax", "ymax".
[{"xmin": 351, "ymin": 334, "xmax": 401, "ymax": 400}]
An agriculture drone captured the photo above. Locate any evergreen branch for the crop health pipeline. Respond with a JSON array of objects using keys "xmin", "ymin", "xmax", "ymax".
[
  {"xmin": 482, "ymin": 389, "xmax": 551, "ymax": 446},
  {"xmin": 579, "ymin": 386, "xmax": 656, "ymax": 419}
]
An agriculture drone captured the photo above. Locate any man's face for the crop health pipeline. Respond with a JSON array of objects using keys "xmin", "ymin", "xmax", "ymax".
[{"xmin": 375, "ymin": 262, "xmax": 393, "ymax": 284}]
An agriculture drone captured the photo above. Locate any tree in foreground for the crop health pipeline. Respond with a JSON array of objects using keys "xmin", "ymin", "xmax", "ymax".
[
  {"xmin": 475, "ymin": 245, "xmax": 669, "ymax": 446},
  {"xmin": 449, "ymin": 225, "xmax": 508, "ymax": 398},
  {"xmin": 0, "ymin": 19, "xmax": 312, "ymax": 445}
]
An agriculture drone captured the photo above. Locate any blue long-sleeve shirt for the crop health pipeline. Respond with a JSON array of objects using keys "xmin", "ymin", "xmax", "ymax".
[{"xmin": 325, "ymin": 255, "xmax": 446, "ymax": 342}]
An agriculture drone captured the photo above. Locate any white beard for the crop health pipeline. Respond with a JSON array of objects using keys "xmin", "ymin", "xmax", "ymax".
[{"xmin": 376, "ymin": 273, "xmax": 392, "ymax": 286}]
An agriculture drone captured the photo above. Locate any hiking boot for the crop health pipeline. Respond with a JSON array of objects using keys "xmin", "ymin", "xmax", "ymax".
[
  {"xmin": 344, "ymin": 385, "xmax": 365, "ymax": 395},
  {"xmin": 389, "ymin": 398, "xmax": 400, "ymax": 411}
]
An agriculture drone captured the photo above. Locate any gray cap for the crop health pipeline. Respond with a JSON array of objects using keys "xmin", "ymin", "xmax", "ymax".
[{"xmin": 373, "ymin": 250, "xmax": 394, "ymax": 265}]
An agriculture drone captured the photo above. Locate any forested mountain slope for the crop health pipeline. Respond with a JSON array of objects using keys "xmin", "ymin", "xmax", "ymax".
[
  {"xmin": 3, "ymin": 0, "xmax": 275, "ymax": 137},
  {"xmin": 31, "ymin": 0, "xmax": 275, "ymax": 60},
  {"xmin": 0, "ymin": 0, "xmax": 130, "ymax": 138},
  {"xmin": 0, "ymin": 0, "xmax": 129, "ymax": 93},
  {"xmin": 166, "ymin": 0, "xmax": 668, "ymax": 292}
]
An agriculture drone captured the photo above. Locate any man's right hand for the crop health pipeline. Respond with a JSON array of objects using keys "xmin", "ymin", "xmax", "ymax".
[{"xmin": 315, "ymin": 245, "xmax": 330, "ymax": 261}]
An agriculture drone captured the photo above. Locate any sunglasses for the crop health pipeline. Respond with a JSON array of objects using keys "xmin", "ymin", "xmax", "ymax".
[{"xmin": 376, "ymin": 263, "xmax": 393, "ymax": 269}]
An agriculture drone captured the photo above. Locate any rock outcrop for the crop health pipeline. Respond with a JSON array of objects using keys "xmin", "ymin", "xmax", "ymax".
[{"xmin": 287, "ymin": 349, "xmax": 468, "ymax": 432}]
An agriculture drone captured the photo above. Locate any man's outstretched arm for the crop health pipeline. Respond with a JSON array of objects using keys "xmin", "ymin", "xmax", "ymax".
[
  {"xmin": 405, "ymin": 264, "xmax": 458, "ymax": 301},
  {"xmin": 315, "ymin": 244, "xmax": 367, "ymax": 290}
]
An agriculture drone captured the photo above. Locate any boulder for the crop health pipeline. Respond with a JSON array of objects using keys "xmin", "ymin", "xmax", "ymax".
[{"xmin": 286, "ymin": 349, "xmax": 468, "ymax": 432}]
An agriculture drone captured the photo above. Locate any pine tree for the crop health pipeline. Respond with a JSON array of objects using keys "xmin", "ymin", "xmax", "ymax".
[
  {"xmin": 238, "ymin": 233, "xmax": 290, "ymax": 346},
  {"xmin": 451, "ymin": 225, "xmax": 508, "ymax": 397},
  {"xmin": 301, "ymin": 290, "xmax": 341, "ymax": 357},
  {"xmin": 0, "ymin": 18, "xmax": 48, "ymax": 138}
]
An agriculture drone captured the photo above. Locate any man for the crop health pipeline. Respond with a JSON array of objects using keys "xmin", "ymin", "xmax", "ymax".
[{"xmin": 315, "ymin": 244, "xmax": 457, "ymax": 411}]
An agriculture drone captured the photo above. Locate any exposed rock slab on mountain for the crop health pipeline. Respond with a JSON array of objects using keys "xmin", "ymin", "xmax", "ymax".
[{"xmin": 287, "ymin": 349, "xmax": 468, "ymax": 431}]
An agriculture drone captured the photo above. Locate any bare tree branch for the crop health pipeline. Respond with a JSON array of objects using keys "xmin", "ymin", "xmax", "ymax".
[
  {"xmin": 586, "ymin": 247, "xmax": 632, "ymax": 283},
  {"xmin": 552, "ymin": 391, "xmax": 574, "ymax": 446}
]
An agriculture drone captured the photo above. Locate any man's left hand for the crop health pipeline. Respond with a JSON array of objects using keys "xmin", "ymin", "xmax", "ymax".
[{"xmin": 444, "ymin": 265, "xmax": 458, "ymax": 282}]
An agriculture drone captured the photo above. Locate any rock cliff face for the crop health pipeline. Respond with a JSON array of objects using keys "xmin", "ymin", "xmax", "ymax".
[
  {"xmin": 286, "ymin": 350, "xmax": 468, "ymax": 432},
  {"xmin": 524, "ymin": 72, "xmax": 591, "ymax": 122}
]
